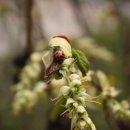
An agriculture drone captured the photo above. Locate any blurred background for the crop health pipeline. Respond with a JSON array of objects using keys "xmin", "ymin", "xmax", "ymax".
[{"xmin": 0, "ymin": 0, "xmax": 130, "ymax": 130}]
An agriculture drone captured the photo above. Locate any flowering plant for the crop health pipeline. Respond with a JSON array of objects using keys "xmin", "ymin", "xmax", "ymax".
[
  {"xmin": 12, "ymin": 36, "xmax": 130, "ymax": 130},
  {"xmin": 43, "ymin": 36, "xmax": 98, "ymax": 130}
]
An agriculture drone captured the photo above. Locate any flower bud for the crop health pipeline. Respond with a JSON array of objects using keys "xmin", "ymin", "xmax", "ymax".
[
  {"xmin": 34, "ymin": 82, "xmax": 46, "ymax": 95},
  {"xmin": 77, "ymin": 105, "xmax": 86, "ymax": 114},
  {"xmin": 70, "ymin": 79, "xmax": 82, "ymax": 87},
  {"xmin": 78, "ymin": 97, "xmax": 85, "ymax": 105},
  {"xmin": 59, "ymin": 85, "xmax": 70, "ymax": 96},
  {"xmin": 31, "ymin": 63, "xmax": 41, "ymax": 72},
  {"xmin": 65, "ymin": 98, "xmax": 75, "ymax": 107},
  {"xmin": 30, "ymin": 52, "xmax": 42, "ymax": 63},
  {"xmin": 73, "ymin": 102, "xmax": 78, "ymax": 108},
  {"xmin": 80, "ymin": 120, "xmax": 86, "ymax": 127},
  {"xmin": 62, "ymin": 58, "xmax": 74, "ymax": 66},
  {"xmin": 69, "ymin": 74, "xmax": 81, "ymax": 81},
  {"xmin": 102, "ymin": 87, "xmax": 119, "ymax": 97},
  {"xmin": 18, "ymin": 98, "xmax": 27, "ymax": 106}
]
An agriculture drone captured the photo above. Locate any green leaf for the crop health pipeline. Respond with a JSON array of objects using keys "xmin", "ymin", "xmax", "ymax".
[{"xmin": 72, "ymin": 48, "xmax": 90, "ymax": 76}]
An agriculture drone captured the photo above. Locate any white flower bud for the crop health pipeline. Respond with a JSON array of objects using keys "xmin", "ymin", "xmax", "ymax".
[
  {"xmin": 15, "ymin": 83, "xmax": 23, "ymax": 91},
  {"xmin": 80, "ymin": 120, "xmax": 86, "ymax": 127},
  {"xmin": 51, "ymin": 78, "xmax": 66, "ymax": 88},
  {"xmin": 63, "ymin": 58, "xmax": 74, "ymax": 66},
  {"xmin": 24, "ymin": 66, "xmax": 37, "ymax": 79},
  {"xmin": 84, "ymin": 76, "xmax": 92, "ymax": 82},
  {"xmin": 87, "ymin": 70, "xmax": 94, "ymax": 76},
  {"xmin": 65, "ymin": 98, "xmax": 75, "ymax": 107},
  {"xmin": 59, "ymin": 85, "xmax": 70, "ymax": 96},
  {"xmin": 82, "ymin": 71, "xmax": 94, "ymax": 82},
  {"xmin": 69, "ymin": 74, "xmax": 81, "ymax": 81},
  {"xmin": 85, "ymin": 117, "xmax": 96, "ymax": 130},
  {"xmin": 121, "ymin": 101, "xmax": 129, "ymax": 109},
  {"xmin": 77, "ymin": 105, "xmax": 86, "ymax": 114},
  {"xmin": 34, "ymin": 82, "xmax": 46, "ymax": 95},
  {"xmin": 71, "ymin": 87, "xmax": 76, "ymax": 92},
  {"xmin": 73, "ymin": 102, "xmax": 78, "ymax": 108},
  {"xmin": 15, "ymin": 91, "xmax": 24, "ymax": 98},
  {"xmin": 23, "ymin": 91, "xmax": 37, "ymax": 109},
  {"xmin": 24, "ymin": 66, "xmax": 32, "ymax": 73},
  {"xmin": 31, "ymin": 63, "xmax": 41, "ymax": 72},
  {"xmin": 70, "ymin": 79, "xmax": 81, "ymax": 87},
  {"xmin": 19, "ymin": 98, "xmax": 27, "ymax": 105},
  {"xmin": 22, "ymin": 78, "xmax": 30, "ymax": 87},
  {"xmin": 30, "ymin": 52, "xmax": 42, "ymax": 63},
  {"xmin": 102, "ymin": 87, "xmax": 119, "ymax": 97},
  {"xmin": 78, "ymin": 97, "xmax": 85, "ymax": 105}
]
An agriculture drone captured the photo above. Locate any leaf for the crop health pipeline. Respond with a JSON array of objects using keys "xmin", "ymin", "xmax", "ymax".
[{"xmin": 72, "ymin": 48, "xmax": 90, "ymax": 76}]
